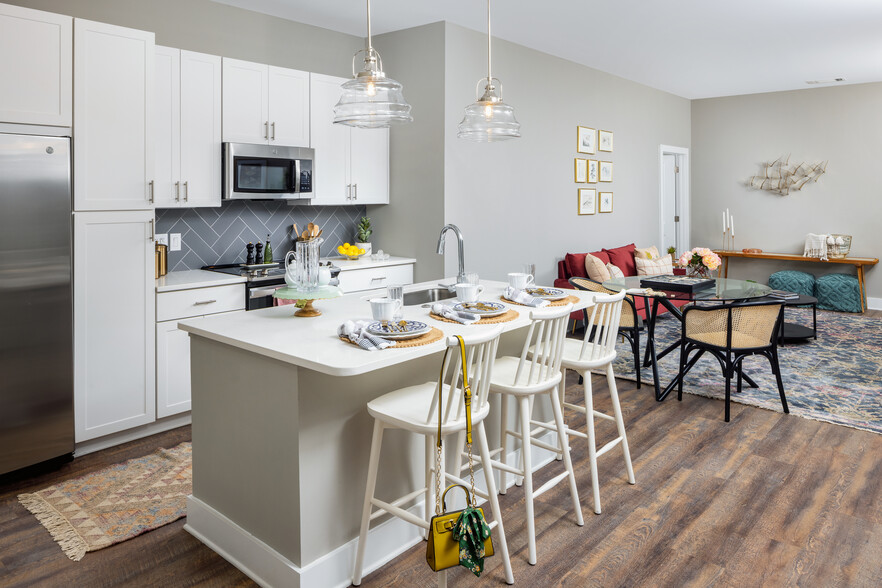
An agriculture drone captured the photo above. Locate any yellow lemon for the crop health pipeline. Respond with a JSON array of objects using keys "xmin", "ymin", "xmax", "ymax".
[
  {"xmin": 358, "ymin": 248, "xmax": 366, "ymax": 255},
  {"xmin": 343, "ymin": 243, "xmax": 350, "ymax": 248},
  {"xmin": 336, "ymin": 245, "xmax": 344, "ymax": 253}
]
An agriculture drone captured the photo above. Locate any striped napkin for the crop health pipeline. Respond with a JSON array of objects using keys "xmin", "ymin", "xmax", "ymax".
[
  {"xmin": 504, "ymin": 286, "xmax": 550, "ymax": 308},
  {"xmin": 337, "ymin": 320, "xmax": 396, "ymax": 351},
  {"xmin": 431, "ymin": 303, "xmax": 480, "ymax": 325}
]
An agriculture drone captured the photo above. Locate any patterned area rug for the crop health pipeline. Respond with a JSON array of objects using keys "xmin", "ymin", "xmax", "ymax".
[
  {"xmin": 607, "ymin": 309, "xmax": 882, "ymax": 434},
  {"xmin": 18, "ymin": 442, "xmax": 191, "ymax": 561}
]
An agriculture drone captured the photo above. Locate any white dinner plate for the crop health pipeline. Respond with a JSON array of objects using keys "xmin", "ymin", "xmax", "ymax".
[
  {"xmin": 453, "ymin": 301, "xmax": 507, "ymax": 317},
  {"xmin": 366, "ymin": 320, "xmax": 431, "ymax": 340}
]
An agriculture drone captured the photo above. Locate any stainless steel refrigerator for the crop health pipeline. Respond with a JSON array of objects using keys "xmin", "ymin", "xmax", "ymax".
[{"xmin": 0, "ymin": 131, "xmax": 74, "ymax": 475}]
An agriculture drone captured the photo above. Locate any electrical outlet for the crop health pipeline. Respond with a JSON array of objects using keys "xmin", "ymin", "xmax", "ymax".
[
  {"xmin": 170, "ymin": 233, "xmax": 182, "ymax": 252},
  {"xmin": 155, "ymin": 233, "xmax": 169, "ymax": 246}
]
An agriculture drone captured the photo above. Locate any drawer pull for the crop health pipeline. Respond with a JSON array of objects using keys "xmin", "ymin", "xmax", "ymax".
[
  {"xmin": 194, "ymin": 299, "xmax": 217, "ymax": 305},
  {"xmin": 370, "ymin": 276, "xmax": 387, "ymax": 283}
]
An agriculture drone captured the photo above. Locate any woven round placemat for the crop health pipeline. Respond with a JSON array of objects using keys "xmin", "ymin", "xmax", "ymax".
[
  {"xmin": 429, "ymin": 309, "xmax": 519, "ymax": 325},
  {"xmin": 339, "ymin": 327, "xmax": 445, "ymax": 349},
  {"xmin": 501, "ymin": 294, "xmax": 580, "ymax": 307}
]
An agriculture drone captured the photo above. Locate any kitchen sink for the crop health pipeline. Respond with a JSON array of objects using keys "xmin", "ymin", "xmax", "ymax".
[{"xmin": 403, "ymin": 287, "xmax": 456, "ymax": 306}]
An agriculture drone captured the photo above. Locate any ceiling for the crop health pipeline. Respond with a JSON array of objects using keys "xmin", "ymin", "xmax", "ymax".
[{"xmin": 211, "ymin": 0, "xmax": 882, "ymax": 99}]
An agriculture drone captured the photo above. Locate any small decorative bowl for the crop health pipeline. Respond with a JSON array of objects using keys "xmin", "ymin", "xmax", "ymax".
[{"xmin": 344, "ymin": 253, "xmax": 364, "ymax": 260}]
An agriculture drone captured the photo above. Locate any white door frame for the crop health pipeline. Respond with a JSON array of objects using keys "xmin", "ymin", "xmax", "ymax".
[{"xmin": 659, "ymin": 145, "xmax": 690, "ymax": 255}]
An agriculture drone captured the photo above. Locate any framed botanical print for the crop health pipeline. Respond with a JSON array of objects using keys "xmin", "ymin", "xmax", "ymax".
[
  {"xmin": 587, "ymin": 159, "xmax": 598, "ymax": 183},
  {"xmin": 599, "ymin": 161, "xmax": 613, "ymax": 182},
  {"xmin": 578, "ymin": 188, "xmax": 596, "ymax": 215},
  {"xmin": 574, "ymin": 158, "xmax": 588, "ymax": 183},
  {"xmin": 599, "ymin": 129, "xmax": 613, "ymax": 152},
  {"xmin": 599, "ymin": 191, "xmax": 613, "ymax": 213},
  {"xmin": 577, "ymin": 126, "xmax": 596, "ymax": 154}
]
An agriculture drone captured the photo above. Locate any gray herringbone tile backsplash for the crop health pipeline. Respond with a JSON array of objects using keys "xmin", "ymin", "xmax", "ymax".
[{"xmin": 156, "ymin": 202, "xmax": 366, "ymax": 271}]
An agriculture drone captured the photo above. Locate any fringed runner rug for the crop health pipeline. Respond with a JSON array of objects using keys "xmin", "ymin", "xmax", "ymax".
[
  {"xmin": 605, "ymin": 309, "xmax": 882, "ymax": 434},
  {"xmin": 18, "ymin": 442, "xmax": 191, "ymax": 561}
]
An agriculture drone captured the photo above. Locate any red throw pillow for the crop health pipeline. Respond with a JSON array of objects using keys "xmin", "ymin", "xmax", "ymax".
[
  {"xmin": 589, "ymin": 250, "xmax": 610, "ymax": 265},
  {"xmin": 603, "ymin": 243, "xmax": 637, "ymax": 276},
  {"xmin": 564, "ymin": 253, "xmax": 589, "ymax": 278}
]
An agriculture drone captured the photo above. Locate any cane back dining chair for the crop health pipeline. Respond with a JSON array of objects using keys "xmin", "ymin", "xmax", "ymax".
[
  {"xmin": 473, "ymin": 304, "xmax": 582, "ymax": 566},
  {"xmin": 557, "ymin": 290, "xmax": 636, "ymax": 515},
  {"xmin": 569, "ymin": 277, "xmax": 644, "ymax": 388},
  {"xmin": 352, "ymin": 326, "xmax": 514, "ymax": 586},
  {"xmin": 678, "ymin": 300, "xmax": 788, "ymax": 422}
]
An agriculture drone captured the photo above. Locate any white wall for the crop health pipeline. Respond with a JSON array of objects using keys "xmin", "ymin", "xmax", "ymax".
[
  {"xmin": 692, "ymin": 82, "xmax": 882, "ymax": 301},
  {"xmin": 442, "ymin": 24, "xmax": 692, "ymax": 284}
]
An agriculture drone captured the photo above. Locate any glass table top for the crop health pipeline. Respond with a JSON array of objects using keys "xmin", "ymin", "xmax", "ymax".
[{"xmin": 602, "ymin": 276, "xmax": 772, "ymax": 301}]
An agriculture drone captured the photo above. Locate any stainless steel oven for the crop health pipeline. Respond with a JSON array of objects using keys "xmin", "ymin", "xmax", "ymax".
[
  {"xmin": 223, "ymin": 142, "xmax": 314, "ymax": 200},
  {"xmin": 202, "ymin": 262, "xmax": 340, "ymax": 310}
]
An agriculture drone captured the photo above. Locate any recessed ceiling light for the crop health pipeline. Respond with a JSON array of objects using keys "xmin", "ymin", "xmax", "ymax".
[{"xmin": 806, "ymin": 77, "xmax": 845, "ymax": 85}]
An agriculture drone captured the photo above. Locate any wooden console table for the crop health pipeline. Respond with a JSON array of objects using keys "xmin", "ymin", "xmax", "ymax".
[{"xmin": 714, "ymin": 250, "xmax": 878, "ymax": 312}]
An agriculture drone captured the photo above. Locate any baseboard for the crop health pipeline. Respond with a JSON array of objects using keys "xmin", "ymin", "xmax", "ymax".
[
  {"xmin": 867, "ymin": 297, "xmax": 882, "ymax": 311},
  {"xmin": 74, "ymin": 413, "xmax": 191, "ymax": 457},
  {"xmin": 186, "ymin": 431, "xmax": 561, "ymax": 588}
]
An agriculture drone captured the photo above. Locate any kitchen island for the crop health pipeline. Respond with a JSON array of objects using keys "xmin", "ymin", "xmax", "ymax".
[{"xmin": 179, "ymin": 280, "xmax": 594, "ymax": 588}]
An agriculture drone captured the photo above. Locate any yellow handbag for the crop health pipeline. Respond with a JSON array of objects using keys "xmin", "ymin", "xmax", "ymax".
[{"xmin": 425, "ymin": 336, "xmax": 494, "ymax": 575}]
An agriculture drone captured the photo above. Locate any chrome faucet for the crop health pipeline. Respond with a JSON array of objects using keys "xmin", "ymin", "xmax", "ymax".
[{"xmin": 436, "ymin": 224, "xmax": 467, "ymax": 285}]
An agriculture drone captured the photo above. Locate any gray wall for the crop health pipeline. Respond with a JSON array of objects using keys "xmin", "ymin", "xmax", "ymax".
[
  {"xmin": 442, "ymin": 24, "xmax": 692, "ymax": 285},
  {"xmin": 691, "ymin": 83, "xmax": 882, "ymax": 301},
  {"xmin": 370, "ymin": 22, "xmax": 447, "ymax": 282}
]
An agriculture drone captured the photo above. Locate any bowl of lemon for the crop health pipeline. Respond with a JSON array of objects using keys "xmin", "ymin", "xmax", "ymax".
[{"xmin": 337, "ymin": 243, "xmax": 366, "ymax": 260}]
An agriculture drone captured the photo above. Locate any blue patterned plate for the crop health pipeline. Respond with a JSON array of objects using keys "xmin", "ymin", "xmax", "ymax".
[
  {"xmin": 453, "ymin": 301, "xmax": 507, "ymax": 317},
  {"xmin": 367, "ymin": 320, "xmax": 431, "ymax": 340},
  {"xmin": 525, "ymin": 286, "xmax": 568, "ymax": 300}
]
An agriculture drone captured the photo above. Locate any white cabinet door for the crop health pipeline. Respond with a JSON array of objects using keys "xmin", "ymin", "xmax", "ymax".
[
  {"xmin": 309, "ymin": 73, "xmax": 350, "ymax": 205},
  {"xmin": 350, "ymin": 126, "xmax": 389, "ymax": 204},
  {"xmin": 74, "ymin": 19, "xmax": 154, "ymax": 211},
  {"xmin": 180, "ymin": 50, "xmax": 222, "ymax": 207},
  {"xmin": 156, "ymin": 320, "xmax": 191, "ymax": 418},
  {"xmin": 74, "ymin": 210, "xmax": 156, "ymax": 442},
  {"xmin": 0, "ymin": 4, "xmax": 71, "ymax": 126},
  {"xmin": 268, "ymin": 66, "xmax": 310, "ymax": 147},
  {"xmin": 153, "ymin": 46, "xmax": 180, "ymax": 207},
  {"xmin": 222, "ymin": 57, "xmax": 269, "ymax": 144}
]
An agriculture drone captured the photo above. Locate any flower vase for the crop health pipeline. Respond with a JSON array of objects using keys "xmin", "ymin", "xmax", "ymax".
[{"xmin": 687, "ymin": 265, "xmax": 711, "ymax": 279}]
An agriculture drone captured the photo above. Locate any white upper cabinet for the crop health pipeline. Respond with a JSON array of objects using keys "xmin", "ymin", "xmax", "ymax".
[
  {"xmin": 155, "ymin": 46, "xmax": 222, "ymax": 208},
  {"xmin": 309, "ymin": 73, "xmax": 389, "ymax": 205},
  {"xmin": 0, "ymin": 4, "xmax": 71, "ymax": 126},
  {"xmin": 74, "ymin": 19, "xmax": 154, "ymax": 211},
  {"xmin": 222, "ymin": 58, "xmax": 309, "ymax": 147}
]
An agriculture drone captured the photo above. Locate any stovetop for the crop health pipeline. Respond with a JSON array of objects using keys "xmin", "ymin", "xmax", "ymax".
[{"xmin": 202, "ymin": 263, "xmax": 287, "ymax": 283}]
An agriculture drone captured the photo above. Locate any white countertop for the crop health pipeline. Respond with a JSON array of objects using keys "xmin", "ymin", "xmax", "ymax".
[
  {"xmin": 156, "ymin": 269, "xmax": 247, "ymax": 293},
  {"xmin": 324, "ymin": 255, "xmax": 416, "ymax": 271},
  {"xmin": 179, "ymin": 280, "xmax": 594, "ymax": 377}
]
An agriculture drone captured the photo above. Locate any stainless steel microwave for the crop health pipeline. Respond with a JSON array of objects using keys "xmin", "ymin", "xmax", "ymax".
[{"xmin": 223, "ymin": 142, "xmax": 314, "ymax": 200}]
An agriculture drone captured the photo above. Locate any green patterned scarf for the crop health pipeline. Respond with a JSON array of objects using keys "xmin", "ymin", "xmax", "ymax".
[{"xmin": 453, "ymin": 506, "xmax": 492, "ymax": 576}]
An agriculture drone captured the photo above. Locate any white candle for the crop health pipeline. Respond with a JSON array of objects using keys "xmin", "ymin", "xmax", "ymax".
[
  {"xmin": 723, "ymin": 212, "xmax": 727, "ymax": 232},
  {"xmin": 730, "ymin": 215, "xmax": 735, "ymax": 237},
  {"xmin": 726, "ymin": 208, "xmax": 730, "ymax": 231}
]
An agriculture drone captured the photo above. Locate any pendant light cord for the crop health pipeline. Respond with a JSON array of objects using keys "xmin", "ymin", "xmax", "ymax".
[
  {"xmin": 366, "ymin": 0, "xmax": 373, "ymax": 51},
  {"xmin": 486, "ymin": 0, "xmax": 492, "ymax": 83}
]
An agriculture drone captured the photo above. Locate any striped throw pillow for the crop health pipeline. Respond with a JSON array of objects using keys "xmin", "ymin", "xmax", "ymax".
[{"xmin": 635, "ymin": 254, "xmax": 674, "ymax": 276}]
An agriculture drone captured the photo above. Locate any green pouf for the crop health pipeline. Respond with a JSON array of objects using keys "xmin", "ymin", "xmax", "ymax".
[
  {"xmin": 769, "ymin": 270, "xmax": 815, "ymax": 297},
  {"xmin": 816, "ymin": 273, "xmax": 862, "ymax": 313}
]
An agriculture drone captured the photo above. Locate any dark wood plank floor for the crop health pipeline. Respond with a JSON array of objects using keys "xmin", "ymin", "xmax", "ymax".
[{"xmin": 3, "ymin": 315, "xmax": 881, "ymax": 587}]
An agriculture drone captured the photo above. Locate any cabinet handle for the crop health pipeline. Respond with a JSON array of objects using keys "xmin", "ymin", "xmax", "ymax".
[
  {"xmin": 353, "ymin": 183, "xmax": 358, "ymax": 200},
  {"xmin": 175, "ymin": 181, "xmax": 180, "ymax": 202},
  {"xmin": 346, "ymin": 184, "xmax": 351, "ymax": 201},
  {"xmin": 264, "ymin": 121, "xmax": 269, "ymax": 140},
  {"xmin": 193, "ymin": 299, "xmax": 217, "ymax": 305},
  {"xmin": 148, "ymin": 180, "xmax": 155, "ymax": 203},
  {"xmin": 370, "ymin": 276, "xmax": 386, "ymax": 283},
  {"xmin": 148, "ymin": 219, "xmax": 155, "ymax": 241},
  {"xmin": 271, "ymin": 122, "xmax": 276, "ymax": 141},
  {"xmin": 183, "ymin": 181, "xmax": 189, "ymax": 202}
]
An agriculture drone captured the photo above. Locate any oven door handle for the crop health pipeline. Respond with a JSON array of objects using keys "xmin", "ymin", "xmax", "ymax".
[{"xmin": 249, "ymin": 285, "xmax": 285, "ymax": 299}]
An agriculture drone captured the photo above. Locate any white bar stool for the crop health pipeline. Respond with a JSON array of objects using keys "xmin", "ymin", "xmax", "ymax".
[
  {"xmin": 476, "ymin": 304, "xmax": 583, "ymax": 566},
  {"xmin": 351, "ymin": 326, "xmax": 514, "ymax": 587},
  {"xmin": 559, "ymin": 290, "xmax": 635, "ymax": 514}
]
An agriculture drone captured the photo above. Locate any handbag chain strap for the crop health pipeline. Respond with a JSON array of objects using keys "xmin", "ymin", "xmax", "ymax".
[{"xmin": 434, "ymin": 335, "xmax": 477, "ymax": 516}]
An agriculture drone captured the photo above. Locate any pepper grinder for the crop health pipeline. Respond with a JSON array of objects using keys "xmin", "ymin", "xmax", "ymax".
[
  {"xmin": 245, "ymin": 242, "xmax": 255, "ymax": 265},
  {"xmin": 255, "ymin": 242, "xmax": 264, "ymax": 264}
]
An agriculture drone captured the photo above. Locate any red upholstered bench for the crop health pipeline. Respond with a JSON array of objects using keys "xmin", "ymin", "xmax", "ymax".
[{"xmin": 554, "ymin": 244, "xmax": 688, "ymax": 322}]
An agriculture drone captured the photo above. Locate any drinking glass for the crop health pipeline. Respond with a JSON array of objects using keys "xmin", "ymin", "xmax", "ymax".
[
  {"xmin": 465, "ymin": 272, "xmax": 480, "ymax": 285},
  {"xmin": 387, "ymin": 284, "xmax": 404, "ymax": 320},
  {"xmin": 523, "ymin": 264, "xmax": 536, "ymax": 282}
]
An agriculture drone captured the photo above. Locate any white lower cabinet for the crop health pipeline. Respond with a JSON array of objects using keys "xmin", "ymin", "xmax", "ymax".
[
  {"xmin": 337, "ymin": 263, "xmax": 414, "ymax": 293},
  {"xmin": 156, "ymin": 285, "xmax": 245, "ymax": 418},
  {"xmin": 74, "ymin": 210, "xmax": 156, "ymax": 442}
]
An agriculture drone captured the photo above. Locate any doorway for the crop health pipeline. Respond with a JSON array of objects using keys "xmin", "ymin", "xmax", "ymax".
[{"xmin": 659, "ymin": 145, "xmax": 689, "ymax": 258}]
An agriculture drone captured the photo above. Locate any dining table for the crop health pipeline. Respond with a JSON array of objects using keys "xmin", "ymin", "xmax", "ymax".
[{"xmin": 602, "ymin": 275, "xmax": 773, "ymax": 401}]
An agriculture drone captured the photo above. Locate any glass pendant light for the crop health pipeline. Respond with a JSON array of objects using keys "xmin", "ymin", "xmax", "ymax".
[
  {"xmin": 333, "ymin": 0, "xmax": 412, "ymax": 128},
  {"xmin": 457, "ymin": 0, "xmax": 520, "ymax": 141}
]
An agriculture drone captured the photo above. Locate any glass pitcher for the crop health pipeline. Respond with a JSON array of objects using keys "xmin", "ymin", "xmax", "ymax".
[{"xmin": 295, "ymin": 238, "xmax": 323, "ymax": 291}]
